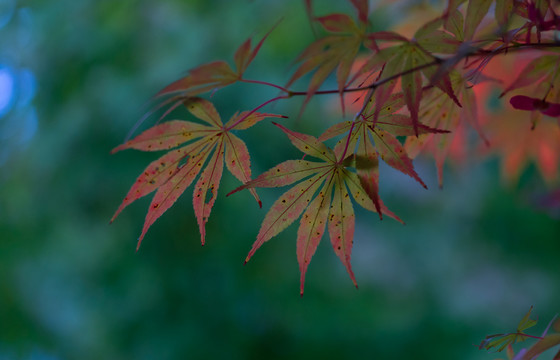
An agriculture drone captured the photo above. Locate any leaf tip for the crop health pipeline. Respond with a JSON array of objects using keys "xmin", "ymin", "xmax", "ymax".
[{"xmin": 111, "ymin": 145, "xmax": 125, "ymax": 154}]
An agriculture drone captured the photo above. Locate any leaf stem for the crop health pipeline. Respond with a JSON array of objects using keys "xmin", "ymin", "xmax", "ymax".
[
  {"xmin": 339, "ymin": 87, "xmax": 376, "ymax": 162},
  {"xmin": 224, "ymin": 95, "xmax": 290, "ymax": 131},
  {"xmin": 516, "ymin": 332, "xmax": 545, "ymax": 340},
  {"xmin": 240, "ymin": 78, "xmax": 291, "ymax": 93}
]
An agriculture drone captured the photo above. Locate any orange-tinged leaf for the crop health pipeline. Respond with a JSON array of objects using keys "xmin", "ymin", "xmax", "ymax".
[
  {"xmin": 372, "ymin": 128, "xmax": 427, "ymax": 188},
  {"xmin": 371, "ymin": 48, "xmax": 406, "ymax": 122},
  {"xmin": 316, "ymin": 14, "xmax": 357, "ymax": 33},
  {"xmin": 232, "ymin": 124, "xmax": 406, "ymax": 291},
  {"xmin": 506, "ymin": 344, "xmax": 515, "ymax": 360},
  {"xmin": 224, "ymin": 133, "xmax": 261, "ymax": 207},
  {"xmin": 328, "ymin": 172, "xmax": 357, "ymax": 287},
  {"xmin": 343, "ymin": 170, "xmax": 403, "ymax": 223},
  {"xmin": 229, "ymin": 160, "xmax": 330, "ymax": 195},
  {"xmin": 521, "ymin": 334, "xmax": 560, "ymax": 360},
  {"xmin": 403, "ymin": 72, "xmax": 481, "ymax": 187},
  {"xmin": 111, "ymin": 139, "xmax": 210, "ymax": 223},
  {"xmin": 234, "ymin": 23, "xmax": 278, "ymax": 77},
  {"xmin": 483, "ymin": 108, "xmax": 560, "ymax": 184},
  {"xmin": 306, "ymin": 57, "xmax": 343, "ymax": 111},
  {"xmin": 322, "ymin": 93, "xmax": 433, "ymax": 189},
  {"xmin": 234, "ymin": 39, "xmax": 252, "ymax": 76},
  {"xmin": 225, "ymin": 111, "xmax": 286, "ymax": 130},
  {"xmin": 193, "ymin": 139, "xmax": 225, "ymax": 245},
  {"xmin": 348, "ymin": 46, "xmax": 400, "ymax": 85},
  {"xmin": 366, "ymin": 91, "xmax": 407, "ymax": 119},
  {"xmin": 429, "ymin": 72, "xmax": 461, "ymax": 108},
  {"xmin": 137, "ymin": 141, "xmax": 216, "ymax": 249},
  {"xmin": 500, "ymin": 55, "xmax": 560, "ymax": 97},
  {"xmin": 247, "ymin": 172, "xmax": 328, "ymax": 263},
  {"xmin": 286, "ymin": 22, "xmax": 363, "ymax": 114},
  {"xmin": 111, "ymin": 120, "xmax": 213, "ymax": 153},
  {"xmin": 184, "ymin": 97, "xmax": 223, "ymax": 128},
  {"xmin": 157, "ymin": 27, "xmax": 275, "ymax": 98},
  {"xmin": 297, "ymin": 179, "xmax": 334, "ymax": 295},
  {"xmin": 319, "ymin": 120, "xmax": 352, "ymax": 142},
  {"xmin": 156, "ymin": 61, "xmax": 237, "ymax": 97},
  {"xmin": 273, "ymin": 122, "xmax": 336, "ymax": 162},
  {"xmin": 114, "ymin": 97, "xmax": 282, "ymax": 248},
  {"xmin": 336, "ymin": 49, "xmax": 360, "ymax": 114},
  {"xmin": 461, "ymin": 84, "xmax": 488, "ymax": 145},
  {"xmin": 332, "ymin": 122, "xmax": 361, "ymax": 161}
]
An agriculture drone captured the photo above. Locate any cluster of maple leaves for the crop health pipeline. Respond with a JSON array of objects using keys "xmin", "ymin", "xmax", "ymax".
[
  {"xmin": 479, "ymin": 306, "xmax": 560, "ymax": 359},
  {"xmin": 112, "ymin": 0, "xmax": 560, "ymax": 296}
]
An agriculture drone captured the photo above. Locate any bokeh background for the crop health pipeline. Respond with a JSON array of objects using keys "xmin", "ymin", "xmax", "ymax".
[{"xmin": 1, "ymin": 0, "xmax": 559, "ymax": 359}]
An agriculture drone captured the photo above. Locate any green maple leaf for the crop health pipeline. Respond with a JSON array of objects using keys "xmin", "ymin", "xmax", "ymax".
[
  {"xmin": 479, "ymin": 306, "xmax": 539, "ymax": 353},
  {"xmin": 320, "ymin": 92, "xmax": 449, "ymax": 194},
  {"xmin": 229, "ymin": 123, "xmax": 402, "ymax": 295},
  {"xmin": 357, "ymin": 32, "xmax": 461, "ymax": 136},
  {"xmin": 111, "ymin": 97, "xmax": 284, "ymax": 248}
]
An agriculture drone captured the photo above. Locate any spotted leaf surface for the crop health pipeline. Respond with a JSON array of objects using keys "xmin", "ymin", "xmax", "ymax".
[
  {"xmin": 112, "ymin": 97, "xmax": 283, "ymax": 248},
  {"xmin": 232, "ymin": 126, "xmax": 402, "ymax": 294}
]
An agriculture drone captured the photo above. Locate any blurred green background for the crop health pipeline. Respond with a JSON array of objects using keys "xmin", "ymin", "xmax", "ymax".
[{"xmin": 1, "ymin": 0, "xmax": 559, "ymax": 359}]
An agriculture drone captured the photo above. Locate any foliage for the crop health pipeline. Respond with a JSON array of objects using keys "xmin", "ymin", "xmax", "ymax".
[
  {"xmin": 112, "ymin": 0, "xmax": 560, "ymax": 298},
  {"xmin": 479, "ymin": 307, "xmax": 560, "ymax": 360}
]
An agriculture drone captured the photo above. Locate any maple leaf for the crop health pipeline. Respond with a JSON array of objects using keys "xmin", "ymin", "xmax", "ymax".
[
  {"xmin": 320, "ymin": 92, "xmax": 448, "ymax": 195},
  {"xmin": 286, "ymin": 4, "xmax": 368, "ymax": 114},
  {"xmin": 404, "ymin": 71, "xmax": 487, "ymax": 187},
  {"xmin": 482, "ymin": 105, "xmax": 560, "ymax": 184},
  {"xmin": 478, "ymin": 306, "xmax": 538, "ymax": 353},
  {"xmin": 500, "ymin": 55, "xmax": 560, "ymax": 100},
  {"xmin": 360, "ymin": 30, "xmax": 460, "ymax": 136},
  {"xmin": 229, "ymin": 123, "xmax": 403, "ymax": 295},
  {"xmin": 111, "ymin": 97, "xmax": 285, "ymax": 248},
  {"xmin": 156, "ymin": 28, "xmax": 275, "ymax": 99}
]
